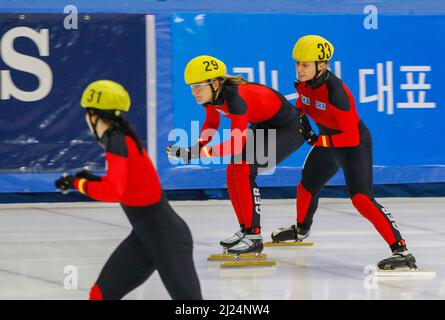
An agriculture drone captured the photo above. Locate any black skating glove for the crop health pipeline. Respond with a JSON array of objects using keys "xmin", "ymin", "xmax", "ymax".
[
  {"xmin": 166, "ymin": 145, "xmax": 201, "ymax": 164},
  {"xmin": 75, "ymin": 169, "xmax": 101, "ymax": 182},
  {"xmin": 55, "ymin": 174, "xmax": 76, "ymax": 194},
  {"xmin": 299, "ymin": 113, "xmax": 318, "ymax": 146}
]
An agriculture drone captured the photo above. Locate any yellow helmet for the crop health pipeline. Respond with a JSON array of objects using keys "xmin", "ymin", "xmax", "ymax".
[
  {"xmin": 292, "ymin": 35, "xmax": 334, "ymax": 62},
  {"xmin": 184, "ymin": 55, "xmax": 227, "ymax": 84},
  {"xmin": 81, "ymin": 80, "xmax": 131, "ymax": 112}
]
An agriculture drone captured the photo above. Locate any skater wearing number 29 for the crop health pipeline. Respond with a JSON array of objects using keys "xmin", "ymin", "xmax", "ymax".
[
  {"xmin": 167, "ymin": 55, "xmax": 306, "ymax": 258},
  {"xmin": 272, "ymin": 35, "xmax": 417, "ymax": 270},
  {"xmin": 55, "ymin": 80, "xmax": 202, "ymax": 299}
]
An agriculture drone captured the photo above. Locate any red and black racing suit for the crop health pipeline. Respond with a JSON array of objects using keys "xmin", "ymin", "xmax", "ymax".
[
  {"xmin": 72, "ymin": 125, "xmax": 202, "ymax": 300},
  {"xmin": 295, "ymin": 70, "xmax": 406, "ymax": 252},
  {"xmin": 199, "ymin": 83, "xmax": 305, "ymax": 235}
]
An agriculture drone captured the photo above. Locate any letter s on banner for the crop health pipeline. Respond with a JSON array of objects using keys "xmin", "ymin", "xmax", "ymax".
[{"xmin": 1, "ymin": 27, "xmax": 53, "ymax": 102}]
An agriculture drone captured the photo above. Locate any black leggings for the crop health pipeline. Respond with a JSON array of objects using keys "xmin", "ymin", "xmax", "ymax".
[
  {"xmin": 92, "ymin": 196, "xmax": 202, "ymax": 300},
  {"xmin": 297, "ymin": 123, "xmax": 404, "ymax": 250}
]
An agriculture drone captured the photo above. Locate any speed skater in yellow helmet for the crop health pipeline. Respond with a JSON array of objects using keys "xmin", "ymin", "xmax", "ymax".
[{"xmin": 292, "ymin": 35, "xmax": 334, "ymax": 85}]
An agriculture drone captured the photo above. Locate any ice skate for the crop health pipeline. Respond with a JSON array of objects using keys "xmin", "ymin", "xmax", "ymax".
[
  {"xmin": 219, "ymin": 229, "xmax": 245, "ymax": 252},
  {"xmin": 208, "ymin": 230, "xmax": 267, "ymax": 261},
  {"xmin": 227, "ymin": 233, "xmax": 263, "ymax": 255},
  {"xmin": 264, "ymin": 225, "xmax": 314, "ymax": 247},
  {"xmin": 375, "ymin": 248, "xmax": 435, "ymax": 278},
  {"xmin": 220, "ymin": 234, "xmax": 276, "ymax": 268},
  {"xmin": 377, "ymin": 248, "xmax": 417, "ymax": 271}
]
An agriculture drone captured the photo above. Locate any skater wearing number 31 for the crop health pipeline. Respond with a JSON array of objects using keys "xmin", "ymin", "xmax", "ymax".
[{"xmin": 55, "ymin": 80, "xmax": 202, "ymax": 299}]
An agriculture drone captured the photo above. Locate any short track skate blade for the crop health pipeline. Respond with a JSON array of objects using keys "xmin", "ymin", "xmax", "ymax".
[
  {"xmin": 376, "ymin": 269, "xmax": 436, "ymax": 278},
  {"xmin": 220, "ymin": 259, "xmax": 277, "ymax": 268},
  {"xmin": 207, "ymin": 253, "xmax": 268, "ymax": 261},
  {"xmin": 263, "ymin": 241, "xmax": 314, "ymax": 247}
]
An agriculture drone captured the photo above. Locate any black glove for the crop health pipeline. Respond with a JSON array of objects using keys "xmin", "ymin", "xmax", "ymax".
[
  {"xmin": 299, "ymin": 113, "xmax": 318, "ymax": 145},
  {"xmin": 55, "ymin": 174, "xmax": 76, "ymax": 194},
  {"xmin": 75, "ymin": 169, "xmax": 102, "ymax": 182},
  {"xmin": 166, "ymin": 145, "xmax": 200, "ymax": 164}
]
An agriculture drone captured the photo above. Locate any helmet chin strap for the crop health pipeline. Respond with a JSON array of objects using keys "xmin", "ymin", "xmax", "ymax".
[
  {"xmin": 87, "ymin": 111, "xmax": 101, "ymax": 142},
  {"xmin": 209, "ymin": 79, "xmax": 221, "ymax": 104},
  {"xmin": 312, "ymin": 61, "xmax": 324, "ymax": 80},
  {"xmin": 306, "ymin": 61, "xmax": 327, "ymax": 88}
]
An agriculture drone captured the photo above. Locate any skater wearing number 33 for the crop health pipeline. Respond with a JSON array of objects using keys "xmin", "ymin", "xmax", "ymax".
[{"xmin": 272, "ymin": 35, "xmax": 421, "ymax": 272}]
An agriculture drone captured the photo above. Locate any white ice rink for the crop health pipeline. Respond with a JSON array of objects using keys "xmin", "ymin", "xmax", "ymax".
[{"xmin": 0, "ymin": 197, "xmax": 444, "ymax": 300}]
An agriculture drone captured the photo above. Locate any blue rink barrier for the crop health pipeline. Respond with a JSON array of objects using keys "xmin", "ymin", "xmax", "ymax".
[
  {"xmin": 1, "ymin": 182, "xmax": 444, "ymax": 203},
  {"xmin": 2, "ymin": 165, "xmax": 445, "ymax": 194},
  {"xmin": 0, "ymin": 2, "xmax": 445, "ymax": 198}
]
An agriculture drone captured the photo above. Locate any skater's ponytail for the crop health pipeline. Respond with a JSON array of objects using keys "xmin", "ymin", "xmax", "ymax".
[
  {"xmin": 114, "ymin": 115, "xmax": 144, "ymax": 154},
  {"xmin": 87, "ymin": 108, "xmax": 144, "ymax": 154},
  {"xmin": 214, "ymin": 75, "xmax": 248, "ymax": 100}
]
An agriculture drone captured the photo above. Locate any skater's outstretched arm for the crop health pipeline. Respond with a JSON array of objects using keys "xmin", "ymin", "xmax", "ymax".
[
  {"xmin": 74, "ymin": 132, "xmax": 129, "ymax": 202},
  {"xmin": 208, "ymin": 114, "xmax": 249, "ymax": 157},
  {"xmin": 199, "ymin": 107, "xmax": 221, "ymax": 146}
]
